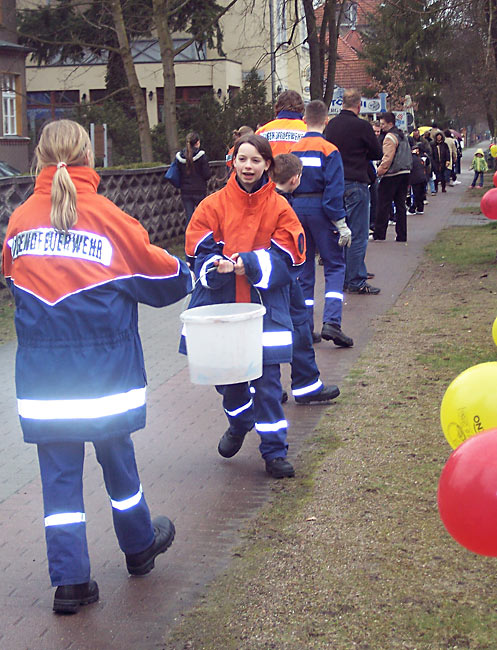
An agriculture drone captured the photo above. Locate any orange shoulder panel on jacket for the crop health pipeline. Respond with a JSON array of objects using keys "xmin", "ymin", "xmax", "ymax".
[{"xmin": 290, "ymin": 136, "xmax": 339, "ymax": 156}]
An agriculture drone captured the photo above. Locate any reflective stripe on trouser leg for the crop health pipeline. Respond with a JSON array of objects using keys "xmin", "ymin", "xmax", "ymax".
[
  {"xmin": 307, "ymin": 212, "xmax": 346, "ymax": 325},
  {"xmin": 297, "ymin": 215, "xmax": 317, "ymax": 333},
  {"xmin": 215, "ymin": 382, "xmax": 255, "ymax": 435},
  {"xmin": 37, "ymin": 441, "xmax": 90, "ymax": 586},
  {"xmin": 93, "ymin": 435, "xmax": 154, "ymax": 555},
  {"xmin": 251, "ymin": 364, "xmax": 288, "ymax": 461},
  {"xmin": 290, "ymin": 320, "xmax": 321, "ymax": 395}
]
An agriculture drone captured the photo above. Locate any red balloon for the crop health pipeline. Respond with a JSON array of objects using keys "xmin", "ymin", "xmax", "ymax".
[
  {"xmin": 480, "ymin": 188, "xmax": 497, "ymax": 219},
  {"xmin": 493, "ymin": 171, "xmax": 497, "ymax": 187},
  {"xmin": 438, "ymin": 428, "xmax": 497, "ymax": 555}
]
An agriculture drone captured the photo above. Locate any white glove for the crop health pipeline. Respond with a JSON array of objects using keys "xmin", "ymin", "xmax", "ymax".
[{"xmin": 333, "ymin": 218, "xmax": 352, "ymax": 248}]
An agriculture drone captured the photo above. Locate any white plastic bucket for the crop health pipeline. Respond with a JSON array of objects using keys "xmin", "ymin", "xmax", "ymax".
[{"xmin": 180, "ymin": 302, "xmax": 266, "ymax": 385}]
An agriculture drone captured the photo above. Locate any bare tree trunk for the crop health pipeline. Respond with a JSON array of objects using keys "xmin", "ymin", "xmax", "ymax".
[
  {"xmin": 109, "ymin": 0, "xmax": 153, "ymax": 162},
  {"xmin": 152, "ymin": 0, "xmax": 179, "ymax": 160},
  {"xmin": 302, "ymin": 0, "xmax": 323, "ymax": 99}
]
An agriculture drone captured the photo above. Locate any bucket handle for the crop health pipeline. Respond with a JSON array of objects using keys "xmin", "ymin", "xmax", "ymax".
[{"xmin": 190, "ymin": 257, "xmax": 263, "ymax": 305}]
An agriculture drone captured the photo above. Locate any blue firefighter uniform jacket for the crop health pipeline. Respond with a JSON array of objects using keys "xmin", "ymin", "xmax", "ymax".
[
  {"xmin": 290, "ymin": 132, "xmax": 347, "ymax": 222},
  {"xmin": 180, "ymin": 172, "xmax": 306, "ymax": 365},
  {"xmin": 289, "ymin": 132, "xmax": 347, "ymax": 329},
  {"xmin": 2, "ymin": 165, "xmax": 192, "ymax": 445}
]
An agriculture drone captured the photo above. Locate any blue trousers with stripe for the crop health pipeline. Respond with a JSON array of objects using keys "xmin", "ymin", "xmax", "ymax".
[
  {"xmin": 289, "ymin": 280, "xmax": 322, "ymax": 396},
  {"xmin": 296, "ymin": 212, "xmax": 345, "ymax": 331},
  {"xmin": 37, "ymin": 435, "xmax": 155, "ymax": 586},
  {"xmin": 216, "ymin": 364, "xmax": 288, "ymax": 461}
]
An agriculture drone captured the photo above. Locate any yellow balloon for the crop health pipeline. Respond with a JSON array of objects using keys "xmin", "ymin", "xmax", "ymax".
[
  {"xmin": 491, "ymin": 145, "xmax": 497, "ymax": 158},
  {"xmin": 440, "ymin": 362, "xmax": 497, "ymax": 448},
  {"xmin": 493, "ymin": 317, "xmax": 497, "ymax": 346}
]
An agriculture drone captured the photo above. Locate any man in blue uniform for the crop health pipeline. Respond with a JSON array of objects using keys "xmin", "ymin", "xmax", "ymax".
[{"xmin": 290, "ymin": 100, "xmax": 354, "ymax": 347}]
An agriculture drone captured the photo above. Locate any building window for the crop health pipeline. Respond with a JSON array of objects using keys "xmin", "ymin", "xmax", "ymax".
[
  {"xmin": 2, "ymin": 74, "xmax": 17, "ymax": 136},
  {"xmin": 27, "ymin": 90, "xmax": 80, "ymax": 141}
]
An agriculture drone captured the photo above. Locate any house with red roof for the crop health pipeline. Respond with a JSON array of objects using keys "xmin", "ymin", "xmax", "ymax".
[{"xmin": 315, "ymin": 0, "xmax": 381, "ymax": 92}]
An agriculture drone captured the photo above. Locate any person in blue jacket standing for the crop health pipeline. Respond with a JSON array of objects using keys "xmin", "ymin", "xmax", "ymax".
[
  {"xmin": 2, "ymin": 120, "xmax": 193, "ymax": 613},
  {"xmin": 290, "ymin": 100, "xmax": 354, "ymax": 347}
]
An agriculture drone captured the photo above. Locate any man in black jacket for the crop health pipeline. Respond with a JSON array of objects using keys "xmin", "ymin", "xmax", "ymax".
[{"xmin": 324, "ymin": 89, "xmax": 382, "ymax": 294}]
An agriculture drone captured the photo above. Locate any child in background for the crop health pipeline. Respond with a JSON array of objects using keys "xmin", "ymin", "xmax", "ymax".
[
  {"xmin": 289, "ymin": 100, "xmax": 353, "ymax": 348},
  {"xmin": 470, "ymin": 149, "xmax": 488, "ymax": 188},
  {"xmin": 225, "ymin": 125, "xmax": 254, "ymax": 169},
  {"xmin": 2, "ymin": 120, "xmax": 192, "ymax": 613},
  {"xmin": 408, "ymin": 146, "xmax": 427, "ymax": 215},
  {"xmin": 181, "ymin": 134, "xmax": 305, "ymax": 479},
  {"xmin": 270, "ymin": 153, "xmax": 340, "ymax": 404}
]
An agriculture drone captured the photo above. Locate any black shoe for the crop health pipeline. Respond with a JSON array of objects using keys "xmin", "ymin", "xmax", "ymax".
[
  {"xmin": 265, "ymin": 457, "xmax": 295, "ymax": 478},
  {"xmin": 281, "ymin": 390, "xmax": 288, "ymax": 404},
  {"xmin": 396, "ymin": 238, "xmax": 407, "ymax": 242},
  {"xmin": 125, "ymin": 516, "xmax": 175, "ymax": 575},
  {"xmin": 295, "ymin": 384, "xmax": 340, "ymax": 404},
  {"xmin": 321, "ymin": 322, "xmax": 353, "ymax": 347},
  {"xmin": 348, "ymin": 283, "xmax": 380, "ymax": 295},
  {"xmin": 312, "ymin": 331, "xmax": 322, "ymax": 343},
  {"xmin": 53, "ymin": 580, "xmax": 99, "ymax": 614},
  {"xmin": 367, "ymin": 272, "xmax": 375, "ymax": 279},
  {"xmin": 218, "ymin": 427, "xmax": 246, "ymax": 458}
]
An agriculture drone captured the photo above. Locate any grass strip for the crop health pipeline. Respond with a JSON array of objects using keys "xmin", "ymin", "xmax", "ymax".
[{"xmin": 164, "ymin": 224, "xmax": 497, "ymax": 649}]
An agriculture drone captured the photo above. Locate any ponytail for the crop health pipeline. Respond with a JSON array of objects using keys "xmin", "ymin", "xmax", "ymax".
[
  {"xmin": 185, "ymin": 131, "xmax": 200, "ymax": 173},
  {"xmin": 51, "ymin": 163, "xmax": 78, "ymax": 231},
  {"xmin": 34, "ymin": 119, "xmax": 94, "ymax": 232}
]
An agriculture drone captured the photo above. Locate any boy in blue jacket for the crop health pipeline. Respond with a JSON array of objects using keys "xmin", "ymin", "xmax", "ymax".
[
  {"xmin": 271, "ymin": 153, "xmax": 340, "ymax": 404},
  {"xmin": 290, "ymin": 100, "xmax": 353, "ymax": 348}
]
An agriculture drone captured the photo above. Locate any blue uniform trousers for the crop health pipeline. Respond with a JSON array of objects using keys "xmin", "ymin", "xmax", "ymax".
[
  {"xmin": 296, "ymin": 211, "xmax": 345, "ymax": 331},
  {"xmin": 37, "ymin": 435, "xmax": 155, "ymax": 586},
  {"xmin": 289, "ymin": 280, "xmax": 323, "ymax": 399},
  {"xmin": 216, "ymin": 364, "xmax": 288, "ymax": 461}
]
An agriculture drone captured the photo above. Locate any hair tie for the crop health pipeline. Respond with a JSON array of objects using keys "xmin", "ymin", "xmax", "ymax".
[{"xmin": 57, "ymin": 162, "xmax": 67, "ymax": 169}]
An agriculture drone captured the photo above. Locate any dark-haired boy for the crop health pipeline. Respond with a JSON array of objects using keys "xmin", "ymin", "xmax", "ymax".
[
  {"xmin": 289, "ymin": 100, "xmax": 353, "ymax": 348},
  {"xmin": 270, "ymin": 153, "xmax": 340, "ymax": 404}
]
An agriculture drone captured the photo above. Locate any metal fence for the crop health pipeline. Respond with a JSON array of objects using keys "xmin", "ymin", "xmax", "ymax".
[{"xmin": 0, "ymin": 161, "xmax": 229, "ymax": 297}]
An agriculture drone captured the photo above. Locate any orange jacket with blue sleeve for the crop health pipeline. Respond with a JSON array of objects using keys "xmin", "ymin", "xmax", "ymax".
[
  {"xmin": 2, "ymin": 166, "xmax": 192, "ymax": 444},
  {"xmin": 256, "ymin": 111, "xmax": 307, "ymax": 155},
  {"xmin": 182, "ymin": 173, "xmax": 306, "ymax": 364}
]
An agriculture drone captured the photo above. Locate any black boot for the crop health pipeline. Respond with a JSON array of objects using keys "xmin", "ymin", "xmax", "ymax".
[
  {"xmin": 295, "ymin": 384, "xmax": 340, "ymax": 404},
  {"xmin": 125, "ymin": 516, "xmax": 175, "ymax": 575},
  {"xmin": 218, "ymin": 428, "xmax": 246, "ymax": 458},
  {"xmin": 265, "ymin": 457, "xmax": 295, "ymax": 478},
  {"xmin": 53, "ymin": 580, "xmax": 99, "ymax": 614},
  {"xmin": 321, "ymin": 322, "xmax": 354, "ymax": 347}
]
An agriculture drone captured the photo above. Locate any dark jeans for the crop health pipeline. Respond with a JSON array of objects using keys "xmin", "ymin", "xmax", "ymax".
[
  {"xmin": 369, "ymin": 179, "xmax": 378, "ymax": 230},
  {"xmin": 411, "ymin": 182, "xmax": 425, "ymax": 212},
  {"xmin": 343, "ymin": 180, "xmax": 370, "ymax": 290},
  {"xmin": 374, "ymin": 174, "xmax": 410, "ymax": 241},
  {"xmin": 433, "ymin": 168, "xmax": 446, "ymax": 192},
  {"xmin": 471, "ymin": 171, "xmax": 484, "ymax": 187},
  {"xmin": 181, "ymin": 192, "xmax": 206, "ymax": 228}
]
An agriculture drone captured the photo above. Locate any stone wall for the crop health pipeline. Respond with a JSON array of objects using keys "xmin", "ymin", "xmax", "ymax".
[{"xmin": 0, "ymin": 161, "xmax": 229, "ymax": 297}]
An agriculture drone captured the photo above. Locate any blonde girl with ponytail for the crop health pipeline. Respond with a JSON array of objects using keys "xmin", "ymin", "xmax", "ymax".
[
  {"xmin": 3, "ymin": 119, "xmax": 192, "ymax": 614},
  {"xmin": 34, "ymin": 119, "xmax": 94, "ymax": 232}
]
